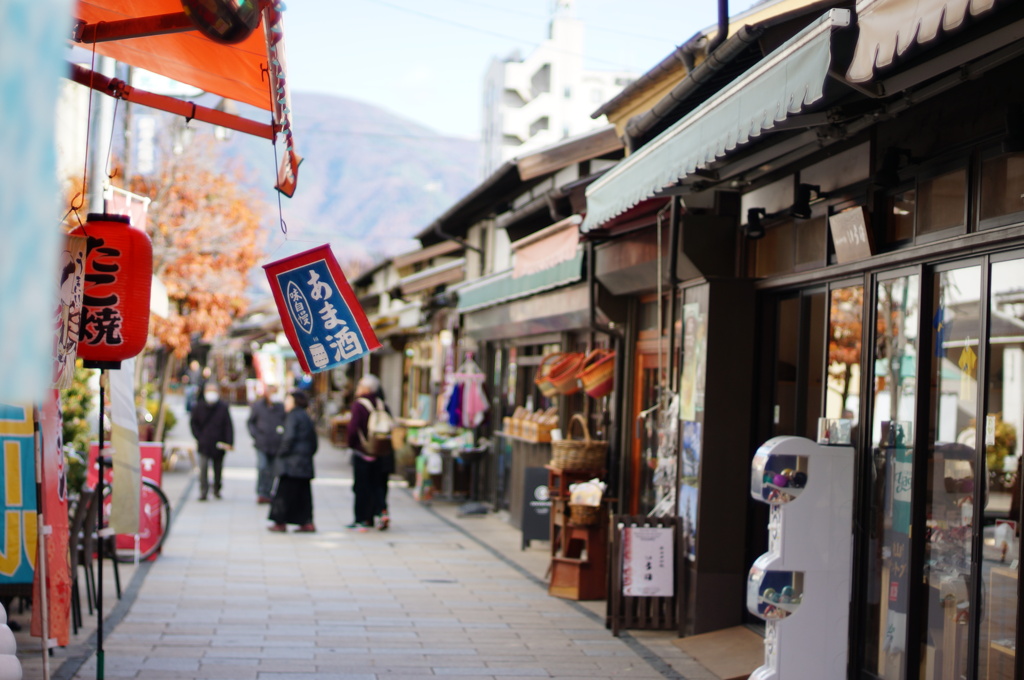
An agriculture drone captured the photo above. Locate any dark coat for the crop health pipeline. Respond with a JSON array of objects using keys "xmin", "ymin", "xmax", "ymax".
[
  {"xmin": 277, "ymin": 408, "xmax": 318, "ymax": 479},
  {"xmin": 190, "ymin": 398, "xmax": 234, "ymax": 458},
  {"xmin": 247, "ymin": 399, "xmax": 286, "ymax": 454}
]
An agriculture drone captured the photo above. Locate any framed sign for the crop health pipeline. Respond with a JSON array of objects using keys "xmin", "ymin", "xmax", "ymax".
[
  {"xmin": 828, "ymin": 207, "xmax": 873, "ymax": 263},
  {"xmin": 622, "ymin": 526, "xmax": 674, "ymax": 597}
]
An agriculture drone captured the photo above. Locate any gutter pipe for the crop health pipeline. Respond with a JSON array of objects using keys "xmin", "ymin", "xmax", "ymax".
[{"xmin": 708, "ymin": 0, "xmax": 730, "ymax": 54}]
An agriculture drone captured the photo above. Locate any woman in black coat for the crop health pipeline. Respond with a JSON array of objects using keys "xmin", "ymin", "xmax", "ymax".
[{"xmin": 268, "ymin": 390, "xmax": 319, "ymax": 533}]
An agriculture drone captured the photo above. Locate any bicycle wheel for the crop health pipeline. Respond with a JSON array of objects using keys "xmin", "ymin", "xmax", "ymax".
[{"xmin": 102, "ymin": 479, "xmax": 172, "ymax": 563}]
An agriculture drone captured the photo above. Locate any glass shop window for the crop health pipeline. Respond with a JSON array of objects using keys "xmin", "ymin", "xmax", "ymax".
[
  {"xmin": 882, "ymin": 167, "xmax": 967, "ymax": 246},
  {"xmin": 886, "ymin": 189, "xmax": 916, "ymax": 243},
  {"xmin": 980, "ymin": 151, "xmax": 1024, "ymax": 226},
  {"xmin": 795, "ymin": 215, "xmax": 827, "ymax": 270},
  {"xmin": 917, "ymin": 168, "xmax": 967, "ymax": 235}
]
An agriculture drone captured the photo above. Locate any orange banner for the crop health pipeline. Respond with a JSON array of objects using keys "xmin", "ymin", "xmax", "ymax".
[{"xmin": 31, "ymin": 391, "xmax": 70, "ymax": 646}]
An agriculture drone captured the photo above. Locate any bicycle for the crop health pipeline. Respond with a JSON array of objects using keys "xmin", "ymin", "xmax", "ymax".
[{"xmin": 97, "ymin": 460, "xmax": 172, "ymax": 563}]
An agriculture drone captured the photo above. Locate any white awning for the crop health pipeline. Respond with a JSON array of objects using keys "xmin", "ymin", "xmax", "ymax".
[
  {"xmin": 582, "ymin": 9, "xmax": 850, "ymax": 232},
  {"xmin": 847, "ymin": 0, "xmax": 998, "ymax": 83}
]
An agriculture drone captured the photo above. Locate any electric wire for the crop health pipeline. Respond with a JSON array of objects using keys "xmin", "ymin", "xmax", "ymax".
[{"xmin": 356, "ymin": 0, "xmax": 643, "ymax": 71}]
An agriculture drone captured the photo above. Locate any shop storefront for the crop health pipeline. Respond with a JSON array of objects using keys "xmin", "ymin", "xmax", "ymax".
[{"xmin": 581, "ymin": 0, "xmax": 1024, "ymax": 673}]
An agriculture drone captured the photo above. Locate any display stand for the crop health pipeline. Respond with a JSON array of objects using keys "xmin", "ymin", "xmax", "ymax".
[
  {"xmin": 746, "ymin": 436, "xmax": 854, "ymax": 680},
  {"xmin": 547, "ymin": 465, "xmax": 607, "ymax": 600}
]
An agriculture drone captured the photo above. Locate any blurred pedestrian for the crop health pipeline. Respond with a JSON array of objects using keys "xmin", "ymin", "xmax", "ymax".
[
  {"xmin": 248, "ymin": 384, "xmax": 286, "ymax": 504},
  {"xmin": 190, "ymin": 383, "xmax": 233, "ymax": 501},
  {"xmin": 347, "ymin": 374, "xmax": 393, "ymax": 531},
  {"xmin": 268, "ymin": 390, "xmax": 318, "ymax": 533}
]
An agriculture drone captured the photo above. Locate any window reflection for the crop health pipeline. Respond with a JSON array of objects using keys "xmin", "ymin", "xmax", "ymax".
[
  {"xmin": 980, "ymin": 259, "xmax": 1023, "ymax": 679},
  {"xmin": 922, "ymin": 265, "xmax": 981, "ymax": 680},
  {"xmin": 865, "ymin": 274, "xmax": 919, "ymax": 680}
]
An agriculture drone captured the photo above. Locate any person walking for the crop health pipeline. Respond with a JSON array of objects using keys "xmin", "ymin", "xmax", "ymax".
[
  {"xmin": 190, "ymin": 382, "xmax": 233, "ymax": 501},
  {"xmin": 268, "ymin": 390, "xmax": 318, "ymax": 533},
  {"xmin": 346, "ymin": 375, "xmax": 393, "ymax": 531},
  {"xmin": 247, "ymin": 385, "xmax": 286, "ymax": 504}
]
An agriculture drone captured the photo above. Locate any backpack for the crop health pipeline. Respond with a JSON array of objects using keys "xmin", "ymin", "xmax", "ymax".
[{"xmin": 358, "ymin": 397, "xmax": 394, "ymax": 456}]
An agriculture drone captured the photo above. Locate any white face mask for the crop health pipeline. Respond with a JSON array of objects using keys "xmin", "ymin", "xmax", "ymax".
[{"xmin": 204, "ymin": 391, "xmax": 219, "ymax": 403}]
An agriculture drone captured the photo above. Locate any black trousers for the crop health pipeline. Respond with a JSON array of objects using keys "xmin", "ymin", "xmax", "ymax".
[
  {"xmin": 198, "ymin": 451, "xmax": 225, "ymax": 497},
  {"xmin": 269, "ymin": 475, "xmax": 313, "ymax": 526}
]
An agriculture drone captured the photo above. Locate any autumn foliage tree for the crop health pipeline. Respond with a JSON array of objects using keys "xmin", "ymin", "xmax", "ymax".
[{"xmin": 128, "ymin": 136, "xmax": 267, "ymax": 359}]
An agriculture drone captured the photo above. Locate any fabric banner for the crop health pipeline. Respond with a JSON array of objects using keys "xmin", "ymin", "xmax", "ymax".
[
  {"xmin": 0, "ymin": 403, "xmax": 38, "ymax": 584},
  {"xmin": 109, "ymin": 359, "xmax": 140, "ymax": 534},
  {"xmin": 264, "ymin": 244, "xmax": 380, "ymax": 373},
  {"xmin": 31, "ymin": 390, "xmax": 70, "ymax": 646},
  {"xmin": 0, "ymin": 0, "xmax": 72, "ymax": 404},
  {"xmin": 53, "ymin": 235, "xmax": 86, "ymax": 390}
]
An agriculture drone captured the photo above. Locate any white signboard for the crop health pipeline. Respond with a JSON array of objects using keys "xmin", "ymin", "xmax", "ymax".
[{"xmin": 622, "ymin": 527, "xmax": 674, "ymax": 597}]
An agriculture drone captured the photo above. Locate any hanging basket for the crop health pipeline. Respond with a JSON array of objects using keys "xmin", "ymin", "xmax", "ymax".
[
  {"xmin": 548, "ymin": 352, "xmax": 585, "ymax": 395},
  {"xmin": 534, "ymin": 353, "xmax": 565, "ymax": 398},
  {"xmin": 579, "ymin": 349, "xmax": 616, "ymax": 399},
  {"xmin": 551, "ymin": 414, "xmax": 607, "ymax": 471}
]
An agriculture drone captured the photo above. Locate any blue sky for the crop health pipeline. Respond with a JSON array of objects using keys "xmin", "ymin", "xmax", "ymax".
[{"xmin": 282, "ymin": 0, "xmax": 744, "ymax": 139}]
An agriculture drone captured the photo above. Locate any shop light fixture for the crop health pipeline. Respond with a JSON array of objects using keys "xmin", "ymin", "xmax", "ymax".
[
  {"xmin": 790, "ymin": 183, "xmax": 826, "ymax": 219},
  {"xmin": 746, "ymin": 208, "xmax": 767, "ymax": 240}
]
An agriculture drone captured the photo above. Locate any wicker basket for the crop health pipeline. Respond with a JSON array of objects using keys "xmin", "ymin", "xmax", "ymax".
[
  {"xmin": 551, "ymin": 414, "xmax": 607, "ymax": 471},
  {"xmin": 569, "ymin": 503, "xmax": 601, "ymax": 526},
  {"xmin": 579, "ymin": 349, "xmax": 615, "ymax": 399},
  {"xmin": 548, "ymin": 352, "xmax": 585, "ymax": 395},
  {"xmin": 534, "ymin": 353, "xmax": 565, "ymax": 398}
]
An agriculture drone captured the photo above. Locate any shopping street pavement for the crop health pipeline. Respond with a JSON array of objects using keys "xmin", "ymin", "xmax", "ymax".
[{"xmin": 18, "ymin": 397, "xmax": 719, "ymax": 680}]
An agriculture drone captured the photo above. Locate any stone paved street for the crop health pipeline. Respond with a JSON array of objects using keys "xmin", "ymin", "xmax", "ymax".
[{"xmin": 22, "ymin": 401, "xmax": 717, "ymax": 680}]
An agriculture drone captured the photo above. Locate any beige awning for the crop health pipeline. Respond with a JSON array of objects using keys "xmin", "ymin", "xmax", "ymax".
[{"xmin": 847, "ymin": 0, "xmax": 998, "ymax": 82}]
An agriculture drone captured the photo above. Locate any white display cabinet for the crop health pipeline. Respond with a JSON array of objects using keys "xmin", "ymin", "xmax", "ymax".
[{"xmin": 747, "ymin": 435, "xmax": 854, "ymax": 680}]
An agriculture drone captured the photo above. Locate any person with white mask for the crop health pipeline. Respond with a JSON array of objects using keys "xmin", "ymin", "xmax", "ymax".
[{"xmin": 190, "ymin": 381, "xmax": 234, "ymax": 501}]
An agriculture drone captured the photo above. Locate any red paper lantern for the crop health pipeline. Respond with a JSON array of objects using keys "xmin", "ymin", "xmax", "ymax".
[{"xmin": 69, "ymin": 213, "xmax": 153, "ymax": 369}]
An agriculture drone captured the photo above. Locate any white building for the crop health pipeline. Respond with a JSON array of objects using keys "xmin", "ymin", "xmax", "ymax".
[{"xmin": 480, "ymin": 0, "xmax": 635, "ymax": 177}]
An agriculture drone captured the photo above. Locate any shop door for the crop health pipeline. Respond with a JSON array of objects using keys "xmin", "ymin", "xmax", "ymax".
[
  {"xmin": 630, "ymin": 295, "xmax": 670, "ymax": 516},
  {"xmin": 762, "ymin": 289, "xmax": 827, "ymax": 441},
  {"xmin": 859, "ymin": 256, "xmax": 1024, "ymax": 680},
  {"xmin": 747, "ymin": 287, "xmax": 828, "ymax": 625}
]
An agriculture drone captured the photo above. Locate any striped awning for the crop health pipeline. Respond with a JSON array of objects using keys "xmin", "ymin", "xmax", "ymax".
[
  {"xmin": 582, "ymin": 9, "xmax": 850, "ymax": 232},
  {"xmin": 847, "ymin": 0, "xmax": 999, "ymax": 82},
  {"xmin": 454, "ymin": 251, "xmax": 584, "ymax": 313}
]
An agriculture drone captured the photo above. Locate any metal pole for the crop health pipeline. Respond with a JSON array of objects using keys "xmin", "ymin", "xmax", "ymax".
[
  {"xmin": 96, "ymin": 372, "xmax": 105, "ymax": 680},
  {"xmin": 33, "ymin": 409, "xmax": 51, "ymax": 680}
]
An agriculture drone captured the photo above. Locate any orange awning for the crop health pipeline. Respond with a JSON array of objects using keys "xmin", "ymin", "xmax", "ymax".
[{"xmin": 70, "ymin": 0, "xmax": 300, "ymax": 195}]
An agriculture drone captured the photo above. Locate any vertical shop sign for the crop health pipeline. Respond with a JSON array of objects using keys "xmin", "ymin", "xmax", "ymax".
[
  {"xmin": 31, "ymin": 390, "xmax": 70, "ymax": 646},
  {"xmin": 0, "ymin": 404, "xmax": 37, "ymax": 583},
  {"xmin": 622, "ymin": 527, "xmax": 674, "ymax": 597},
  {"xmin": 264, "ymin": 245, "xmax": 380, "ymax": 373},
  {"xmin": 109, "ymin": 359, "xmax": 141, "ymax": 534}
]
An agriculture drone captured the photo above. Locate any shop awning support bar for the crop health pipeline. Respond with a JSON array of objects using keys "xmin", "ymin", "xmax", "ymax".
[
  {"xmin": 67, "ymin": 63, "xmax": 277, "ymax": 141},
  {"xmin": 73, "ymin": 13, "xmax": 196, "ymax": 44}
]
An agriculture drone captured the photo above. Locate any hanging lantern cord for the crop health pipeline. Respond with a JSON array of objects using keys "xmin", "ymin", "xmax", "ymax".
[
  {"xmin": 62, "ymin": 38, "xmax": 103, "ymax": 232},
  {"xmin": 104, "ymin": 96, "xmax": 122, "ymax": 180}
]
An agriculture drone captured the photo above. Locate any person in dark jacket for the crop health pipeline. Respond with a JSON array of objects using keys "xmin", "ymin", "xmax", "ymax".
[
  {"xmin": 268, "ymin": 390, "xmax": 319, "ymax": 533},
  {"xmin": 190, "ymin": 382, "xmax": 234, "ymax": 501},
  {"xmin": 346, "ymin": 375, "xmax": 392, "ymax": 531},
  {"xmin": 247, "ymin": 386, "xmax": 286, "ymax": 504}
]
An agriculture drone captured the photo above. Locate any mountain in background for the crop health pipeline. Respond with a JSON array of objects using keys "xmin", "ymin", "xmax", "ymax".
[{"xmin": 224, "ymin": 92, "xmax": 481, "ymax": 265}]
